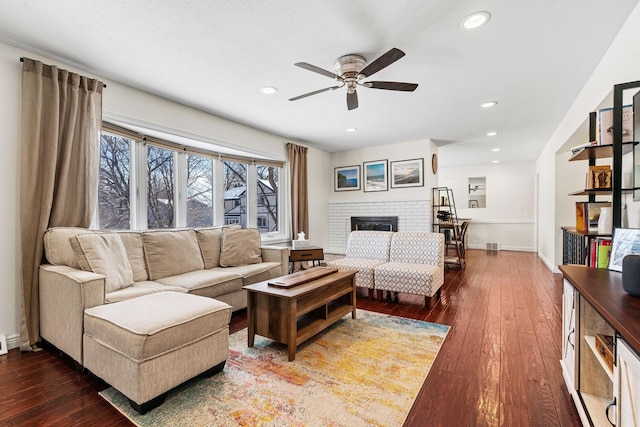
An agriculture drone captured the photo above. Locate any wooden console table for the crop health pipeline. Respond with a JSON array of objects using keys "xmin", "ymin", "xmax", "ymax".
[
  {"xmin": 559, "ymin": 265, "xmax": 640, "ymax": 426},
  {"xmin": 243, "ymin": 267, "xmax": 356, "ymax": 361}
]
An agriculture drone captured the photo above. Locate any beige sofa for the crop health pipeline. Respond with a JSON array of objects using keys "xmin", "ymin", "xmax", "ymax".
[
  {"xmin": 39, "ymin": 226, "xmax": 288, "ymax": 366},
  {"xmin": 327, "ymin": 230, "xmax": 445, "ymax": 307}
]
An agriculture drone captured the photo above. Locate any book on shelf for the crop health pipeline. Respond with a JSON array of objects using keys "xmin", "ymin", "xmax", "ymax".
[{"xmin": 589, "ymin": 237, "xmax": 613, "ymax": 268}]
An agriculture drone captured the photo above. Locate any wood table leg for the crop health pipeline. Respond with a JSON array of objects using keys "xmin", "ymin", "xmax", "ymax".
[
  {"xmin": 351, "ymin": 276, "xmax": 357, "ymax": 319},
  {"xmin": 247, "ymin": 291, "xmax": 256, "ymax": 347},
  {"xmin": 287, "ymin": 299, "xmax": 297, "ymax": 361}
]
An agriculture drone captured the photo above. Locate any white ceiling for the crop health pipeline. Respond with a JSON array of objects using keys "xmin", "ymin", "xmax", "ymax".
[{"xmin": 1, "ymin": 1, "xmax": 638, "ymax": 167}]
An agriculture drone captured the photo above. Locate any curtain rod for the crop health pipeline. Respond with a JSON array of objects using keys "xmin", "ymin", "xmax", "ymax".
[{"xmin": 19, "ymin": 57, "xmax": 107, "ymax": 88}]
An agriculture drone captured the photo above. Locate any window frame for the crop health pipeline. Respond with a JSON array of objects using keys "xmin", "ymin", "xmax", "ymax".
[{"xmin": 98, "ymin": 120, "xmax": 290, "ymax": 243}]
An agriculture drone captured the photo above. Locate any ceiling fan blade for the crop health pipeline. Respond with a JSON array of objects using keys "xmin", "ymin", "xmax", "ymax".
[
  {"xmin": 365, "ymin": 81, "xmax": 418, "ymax": 91},
  {"xmin": 347, "ymin": 91, "xmax": 358, "ymax": 110},
  {"xmin": 359, "ymin": 48, "xmax": 405, "ymax": 78},
  {"xmin": 294, "ymin": 62, "xmax": 343, "ymax": 81},
  {"xmin": 289, "ymin": 85, "xmax": 342, "ymax": 101}
]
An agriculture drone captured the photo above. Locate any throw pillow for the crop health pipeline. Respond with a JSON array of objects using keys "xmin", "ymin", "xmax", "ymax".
[
  {"xmin": 219, "ymin": 227, "xmax": 262, "ymax": 267},
  {"xmin": 69, "ymin": 233, "xmax": 134, "ymax": 293},
  {"xmin": 196, "ymin": 225, "xmax": 241, "ymax": 269}
]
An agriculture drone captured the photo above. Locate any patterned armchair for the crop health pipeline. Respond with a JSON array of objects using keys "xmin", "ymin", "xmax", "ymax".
[
  {"xmin": 326, "ymin": 231, "xmax": 393, "ymax": 295},
  {"xmin": 374, "ymin": 232, "xmax": 445, "ymax": 307}
]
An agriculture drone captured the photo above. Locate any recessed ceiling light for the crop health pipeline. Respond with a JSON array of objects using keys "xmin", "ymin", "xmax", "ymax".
[
  {"xmin": 487, "ymin": 131, "xmax": 498, "ymax": 137},
  {"xmin": 346, "ymin": 128, "xmax": 358, "ymax": 132},
  {"xmin": 492, "ymin": 160, "xmax": 500, "ymax": 164},
  {"xmin": 481, "ymin": 101, "xmax": 498, "ymax": 108},
  {"xmin": 260, "ymin": 86, "xmax": 278, "ymax": 95},
  {"xmin": 461, "ymin": 11, "xmax": 491, "ymax": 30},
  {"xmin": 491, "ymin": 147, "xmax": 500, "ymax": 152}
]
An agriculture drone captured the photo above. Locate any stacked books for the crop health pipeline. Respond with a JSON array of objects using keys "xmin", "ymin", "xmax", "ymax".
[{"xmin": 590, "ymin": 237, "xmax": 612, "ymax": 268}]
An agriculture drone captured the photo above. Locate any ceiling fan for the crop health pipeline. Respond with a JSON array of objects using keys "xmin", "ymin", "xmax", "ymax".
[{"xmin": 289, "ymin": 48, "xmax": 418, "ymax": 111}]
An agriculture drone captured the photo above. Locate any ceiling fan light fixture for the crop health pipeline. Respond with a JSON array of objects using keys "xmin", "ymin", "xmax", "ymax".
[{"xmin": 461, "ymin": 11, "xmax": 491, "ymax": 30}]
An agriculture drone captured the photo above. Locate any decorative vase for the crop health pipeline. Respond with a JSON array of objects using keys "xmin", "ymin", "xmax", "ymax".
[
  {"xmin": 622, "ymin": 255, "xmax": 640, "ymax": 297},
  {"xmin": 598, "ymin": 207, "xmax": 613, "ymax": 234}
]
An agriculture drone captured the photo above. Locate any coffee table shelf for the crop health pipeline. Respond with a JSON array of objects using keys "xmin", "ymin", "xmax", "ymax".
[{"xmin": 244, "ymin": 268, "xmax": 357, "ymax": 361}]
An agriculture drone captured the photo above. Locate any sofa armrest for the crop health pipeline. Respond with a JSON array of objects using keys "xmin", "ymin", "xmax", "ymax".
[
  {"xmin": 39, "ymin": 264, "xmax": 106, "ymax": 365},
  {"xmin": 260, "ymin": 246, "xmax": 288, "ymax": 276}
]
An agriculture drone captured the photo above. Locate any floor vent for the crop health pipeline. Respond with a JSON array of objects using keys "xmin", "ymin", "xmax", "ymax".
[
  {"xmin": 0, "ymin": 334, "xmax": 7, "ymax": 355},
  {"xmin": 486, "ymin": 242, "xmax": 500, "ymax": 251}
]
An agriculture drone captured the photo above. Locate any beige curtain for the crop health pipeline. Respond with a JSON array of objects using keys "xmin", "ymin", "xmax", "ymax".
[
  {"xmin": 288, "ymin": 143, "xmax": 309, "ymax": 239},
  {"xmin": 20, "ymin": 58, "xmax": 103, "ymax": 350}
]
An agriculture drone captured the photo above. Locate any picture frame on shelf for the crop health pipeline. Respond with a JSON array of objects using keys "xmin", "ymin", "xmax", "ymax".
[
  {"xmin": 598, "ymin": 105, "xmax": 633, "ymax": 146},
  {"xmin": 334, "ymin": 165, "xmax": 361, "ymax": 191},
  {"xmin": 363, "ymin": 160, "xmax": 388, "ymax": 192},
  {"xmin": 608, "ymin": 228, "xmax": 640, "ymax": 272},
  {"xmin": 390, "ymin": 158, "xmax": 423, "ymax": 188}
]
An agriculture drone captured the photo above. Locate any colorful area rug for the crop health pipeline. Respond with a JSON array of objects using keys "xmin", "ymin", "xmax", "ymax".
[{"xmin": 100, "ymin": 310, "xmax": 449, "ymax": 426}]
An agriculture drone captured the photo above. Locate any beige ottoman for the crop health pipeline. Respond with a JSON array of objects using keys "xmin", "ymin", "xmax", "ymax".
[{"xmin": 83, "ymin": 291, "xmax": 231, "ymax": 414}]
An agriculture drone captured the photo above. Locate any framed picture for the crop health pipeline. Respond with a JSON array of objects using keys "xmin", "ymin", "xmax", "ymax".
[
  {"xmin": 608, "ymin": 228, "xmax": 640, "ymax": 272},
  {"xmin": 363, "ymin": 160, "xmax": 388, "ymax": 192},
  {"xmin": 390, "ymin": 158, "xmax": 424, "ymax": 188},
  {"xmin": 334, "ymin": 165, "xmax": 361, "ymax": 191},
  {"xmin": 469, "ymin": 200, "xmax": 479, "ymax": 208}
]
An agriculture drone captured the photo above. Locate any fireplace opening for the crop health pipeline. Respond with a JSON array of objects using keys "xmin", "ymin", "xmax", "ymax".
[{"xmin": 350, "ymin": 216, "xmax": 398, "ymax": 232}]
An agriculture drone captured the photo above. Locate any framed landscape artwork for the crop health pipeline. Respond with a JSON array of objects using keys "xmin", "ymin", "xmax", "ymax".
[
  {"xmin": 334, "ymin": 165, "xmax": 361, "ymax": 191},
  {"xmin": 390, "ymin": 158, "xmax": 424, "ymax": 188},
  {"xmin": 609, "ymin": 227, "xmax": 640, "ymax": 271},
  {"xmin": 363, "ymin": 160, "xmax": 388, "ymax": 192}
]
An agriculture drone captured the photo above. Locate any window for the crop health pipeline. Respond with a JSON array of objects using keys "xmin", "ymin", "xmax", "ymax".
[
  {"xmin": 186, "ymin": 154, "xmax": 213, "ymax": 227},
  {"xmin": 147, "ymin": 145, "xmax": 175, "ymax": 229},
  {"xmin": 98, "ymin": 132, "xmax": 131, "ymax": 230},
  {"xmin": 256, "ymin": 164, "xmax": 279, "ymax": 232},
  {"xmin": 98, "ymin": 122, "xmax": 287, "ymax": 240},
  {"xmin": 223, "ymin": 161, "xmax": 247, "ymax": 228}
]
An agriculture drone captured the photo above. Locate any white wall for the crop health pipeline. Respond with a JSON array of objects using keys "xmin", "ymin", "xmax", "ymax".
[
  {"xmin": 536, "ymin": 3, "xmax": 640, "ymax": 271},
  {"xmin": 0, "ymin": 41, "xmax": 331, "ymax": 348},
  {"xmin": 440, "ymin": 162, "xmax": 536, "ymax": 252}
]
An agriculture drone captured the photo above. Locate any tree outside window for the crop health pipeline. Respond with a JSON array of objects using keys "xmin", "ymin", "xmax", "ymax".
[
  {"xmin": 98, "ymin": 133, "xmax": 131, "ymax": 229},
  {"xmin": 186, "ymin": 154, "xmax": 213, "ymax": 227},
  {"xmin": 147, "ymin": 145, "xmax": 175, "ymax": 229}
]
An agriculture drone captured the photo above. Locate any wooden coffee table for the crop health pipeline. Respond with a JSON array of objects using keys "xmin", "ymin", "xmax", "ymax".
[{"xmin": 243, "ymin": 267, "xmax": 357, "ymax": 361}]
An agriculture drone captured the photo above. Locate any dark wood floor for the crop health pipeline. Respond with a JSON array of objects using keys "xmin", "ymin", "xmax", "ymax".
[{"xmin": 0, "ymin": 249, "xmax": 581, "ymax": 426}]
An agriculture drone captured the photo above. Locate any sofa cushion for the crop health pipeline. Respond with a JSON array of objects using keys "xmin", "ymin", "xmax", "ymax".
[
  {"xmin": 70, "ymin": 233, "xmax": 134, "ymax": 293},
  {"xmin": 116, "ymin": 232, "xmax": 148, "ymax": 282},
  {"xmin": 155, "ymin": 269, "xmax": 244, "ymax": 295},
  {"xmin": 217, "ymin": 262, "xmax": 283, "ymax": 285},
  {"xmin": 43, "ymin": 227, "xmax": 92, "ymax": 268},
  {"xmin": 219, "ymin": 227, "xmax": 262, "ymax": 267},
  {"xmin": 143, "ymin": 230, "xmax": 204, "ymax": 280},
  {"xmin": 326, "ymin": 257, "xmax": 387, "ymax": 289},
  {"xmin": 195, "ymin": 225, "xmax": 241, "ymax": 269},
  {"xmin": 105, "ymin": 281, "xmax": 187, "ymax": 303}
]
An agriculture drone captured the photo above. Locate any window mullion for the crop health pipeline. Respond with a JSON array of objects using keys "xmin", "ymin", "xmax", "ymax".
[
  {"xmin": 175, "ymin": 151, "xmax": 187, "ymax": 227},
  {"xmin": 135, "ymin": 140, "xmax": 148, "ymax": 230},
  {"xmin": 246, "ymin": 162, "xmax": 257, "ymax": 228}
]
